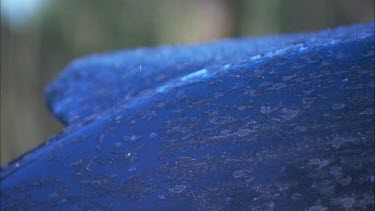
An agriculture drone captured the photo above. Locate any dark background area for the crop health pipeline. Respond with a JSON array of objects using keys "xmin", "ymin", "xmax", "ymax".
[{"xmin": 1, "ymin": 0, "xmax": 374, "ymax": 164}]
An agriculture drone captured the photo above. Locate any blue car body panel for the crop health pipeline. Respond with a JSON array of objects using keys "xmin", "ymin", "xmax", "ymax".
[{"xmin": 1, "ymin": 23, "xmax": 374, "ymax": 210}]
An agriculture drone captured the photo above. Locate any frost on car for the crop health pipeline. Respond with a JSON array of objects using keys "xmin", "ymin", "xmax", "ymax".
[{"xmin": 1, "ymin": 23, "xmax": 374, "ymax": 210}]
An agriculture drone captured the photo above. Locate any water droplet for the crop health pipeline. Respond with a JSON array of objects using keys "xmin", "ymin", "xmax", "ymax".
[
  {"xmin": 180, "ymin": 68, "xmax": 208, "ymax": 82},
  {"xmin": 128, "ymin": 165, "xmax": 137, "ymax": 172},
  {"xmin": 49, "ymin": 191, "xmax": 59, "ymax": 199},
  {"xmin": 260, "ymin": 105, "xmax": 271, "ymax": 114},
  {"xmin": 156, "ymin": 84, "xmax": 170, "ymax": 93},
  {"xmin": 298, "ymin": 46, "xmax": 308, "ymax": 53},
  {"xmin": 149, "ymin": 132, "xmax": 158, "ymax": 138},
  {"xmin": 332, "ymin": 103, "xmax": 346, "ymax": 110},
  {"xmin": 223, "ymin": 64, "xmax": 231, "ymax": 69},
  {"xmin": 131, "ymin": 135, "xmax": 138, "ymax": 141},
  {"xmin": 169, "ymin": 185, "xmax": 186, "ymax": 194},
  {"xmin": 250, "ymin": 54, "xmax": 262, "ymax": 61},
  {"xmin": 233, "ymin": 170, "xmax": 246, "ymax": 179},
  {"xmin": 361, "ymin": 108, "xmax": 374, "ymax": 115}
]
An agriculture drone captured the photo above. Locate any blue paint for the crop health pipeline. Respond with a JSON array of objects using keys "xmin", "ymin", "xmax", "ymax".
[{"xmin": 1, "ymin": 23, "xmax": 374, "ymax": 210}]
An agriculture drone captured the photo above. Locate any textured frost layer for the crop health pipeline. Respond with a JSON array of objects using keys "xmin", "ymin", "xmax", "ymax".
[
  {"xmin": 46, "ymin": 23, "xmax": 374, "ymax": 125},
  {"xmin": 1, "ymin": 23, "xmax": 374, "ymax": 210}
]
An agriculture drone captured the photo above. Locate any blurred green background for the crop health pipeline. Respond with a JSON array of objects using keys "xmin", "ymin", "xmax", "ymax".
[{"xmin": 1, "ymin": 0, "xmax": 374, "ymax": 165}]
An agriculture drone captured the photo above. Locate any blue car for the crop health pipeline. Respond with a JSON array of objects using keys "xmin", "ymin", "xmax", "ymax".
[{"xmin": 1, "ymin": 22, "xmax": 374, "ymax": 210}]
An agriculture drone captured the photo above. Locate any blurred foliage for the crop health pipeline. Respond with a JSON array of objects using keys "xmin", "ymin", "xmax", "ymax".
[{"xmin": 1, "ymin": 0, "xmax": 374, "ymax": 164}]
